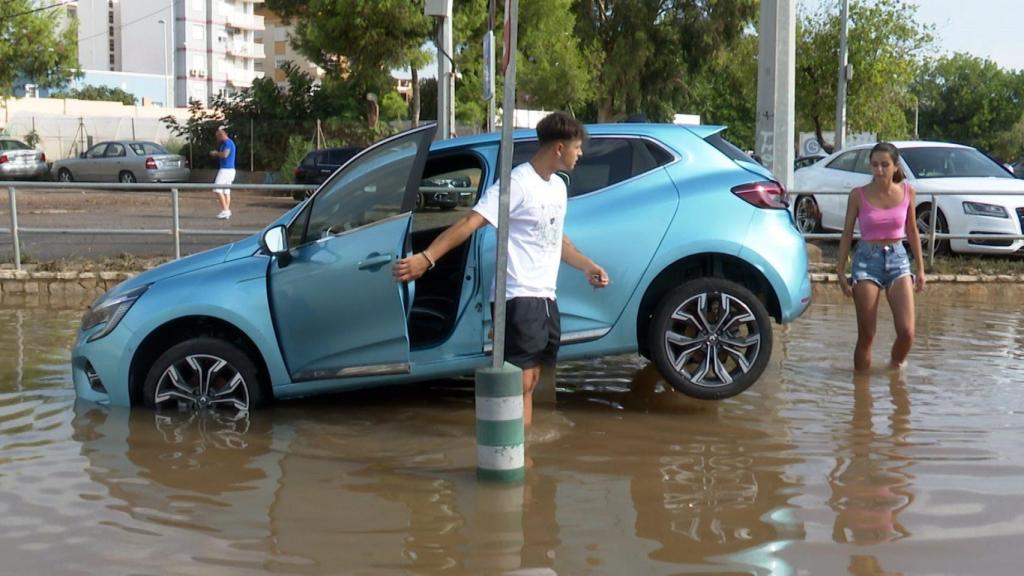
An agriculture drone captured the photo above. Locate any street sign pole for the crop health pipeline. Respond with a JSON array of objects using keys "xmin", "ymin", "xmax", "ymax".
[{"xmin": 475, "ymin": 0, "xmax": 523, "ymax": 483}]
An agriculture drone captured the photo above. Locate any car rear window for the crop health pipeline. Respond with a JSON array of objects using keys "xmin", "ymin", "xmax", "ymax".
[
  {"xmin": 703, "ymin": 132, "xmax": 756, "ymax": 164},
  {"xmin": 129, "ymin": 142, "xmax": 169, "ymax": 155},
  {"xmin": 1, "ymin": 140, "xmax": 29, "ymax": 151}
]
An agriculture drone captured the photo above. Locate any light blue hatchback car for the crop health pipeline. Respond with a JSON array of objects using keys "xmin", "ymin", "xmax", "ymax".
[{"xmin": 72, "ymin": 123, "xmax": 812, "ymax": 412}]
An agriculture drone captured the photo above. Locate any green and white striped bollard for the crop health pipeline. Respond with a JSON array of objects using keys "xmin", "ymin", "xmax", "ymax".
[{"xmin": 475, "ymin": 363, "xmax": 524, "ymax": 482}]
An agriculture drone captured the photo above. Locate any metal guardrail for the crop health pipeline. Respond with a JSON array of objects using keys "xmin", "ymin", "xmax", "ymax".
[
  {"xmin": 0, "ymin": 181, "xmax": 315, "ymax": 270},
  {"xmin": 788, "ymin": 188, "xmax": 1024, "ymax": 266}
]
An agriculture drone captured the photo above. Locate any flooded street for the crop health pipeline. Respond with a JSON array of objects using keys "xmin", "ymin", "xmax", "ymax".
[{"xmin": 2, "ymin": 293, "xmax": 1024, "ymax": 575}]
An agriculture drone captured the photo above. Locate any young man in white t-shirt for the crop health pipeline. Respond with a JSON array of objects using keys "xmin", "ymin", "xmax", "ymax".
[{"xmin": 393, "ymin": 112, "xmax": 609, "ymax": 428}]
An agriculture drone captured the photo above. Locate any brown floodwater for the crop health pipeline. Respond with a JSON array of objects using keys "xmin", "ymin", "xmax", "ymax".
[{"xmin": 1, "ymin": 292, "xmax": 1024, "ymax": 575}]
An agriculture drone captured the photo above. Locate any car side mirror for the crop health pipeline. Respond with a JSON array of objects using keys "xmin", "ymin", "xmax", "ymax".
[{"xmin": 261, "ymin": 224, "xmax": 288, "ymax": 256}]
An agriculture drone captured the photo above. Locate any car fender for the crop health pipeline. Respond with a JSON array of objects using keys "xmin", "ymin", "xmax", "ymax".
[{"xmin": 120, "ymin": 256, "xmax": 290, "ymax": 394}]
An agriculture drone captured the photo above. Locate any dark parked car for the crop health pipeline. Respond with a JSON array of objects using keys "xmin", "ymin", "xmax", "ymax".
[{"xmin": 292, "ymin": 147, "xmax": 362, "ymax": 199}]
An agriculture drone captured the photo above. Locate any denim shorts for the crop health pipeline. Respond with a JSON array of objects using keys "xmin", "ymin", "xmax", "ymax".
[{"xmin": 851, "ymin": 241, "xmax": 912, "ymax": 288}]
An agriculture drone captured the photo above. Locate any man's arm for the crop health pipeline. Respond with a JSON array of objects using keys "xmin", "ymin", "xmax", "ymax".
[
  {"xmin": 562, "ymin": 235, "xmax": 610, "ymax": 288},
  {"xmin": 393, "ymin": 211, "xmax": 489, "ymax": 282}
]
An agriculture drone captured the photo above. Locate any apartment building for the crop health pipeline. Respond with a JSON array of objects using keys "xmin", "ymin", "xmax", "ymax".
[
  {"xmin": 69, "ymin": 0, "xmax": 265, "ymax": 107},
  {"xmin": 254, "ymin": 6, "xmax": 325, "ymax": 86}
]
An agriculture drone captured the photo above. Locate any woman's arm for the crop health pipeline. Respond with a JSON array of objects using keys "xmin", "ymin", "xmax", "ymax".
[
  {"xmin": 904, "ymin": 185, "xmax": 926, "ymax": 291},
  {"xmin": 836, "ymin": 189, "xmax": 860, "ymax": 296}
]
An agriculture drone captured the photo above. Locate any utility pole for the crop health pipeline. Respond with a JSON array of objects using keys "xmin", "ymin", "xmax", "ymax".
[
  {"xmin": 426, "ymin": 0, "xmax": 455, "ymax": 139},
  {"xmin": 755, "ymin": 0, "xmax": 796, "ymax": 190},
  {"xmin": 484, "ymin": 0, "xmax": 496, "ymax": 132},
  {"xmin": 835, "ymin": 0, "xmax": 850, "ymax": 152}
]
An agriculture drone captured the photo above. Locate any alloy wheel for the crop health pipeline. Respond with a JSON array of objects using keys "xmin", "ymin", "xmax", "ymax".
[
  {"xmin": 152, "ymin": 353, "xmax": 251, "ymax": 413},
  {"xmin": 662, "ymin": 291, "xmax": 762, "ymax": 389},
  {"xmin": 794, "ymin": 196, "xmax": 820, "ymax": 234}
]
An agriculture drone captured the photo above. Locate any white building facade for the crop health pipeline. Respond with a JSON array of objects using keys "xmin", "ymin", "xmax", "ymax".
[{"xmin": 70, "ymin": 0, "xmax": 265, "ymax": 108}]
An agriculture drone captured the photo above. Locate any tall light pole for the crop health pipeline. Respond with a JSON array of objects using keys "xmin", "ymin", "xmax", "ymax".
[
  {"xmin": 835, "ymin": 0, "xmax": 850, "ymax": 152},
  {"xmin": 158, "ymin": 18, "xmax": 171, "ymax": 108}
]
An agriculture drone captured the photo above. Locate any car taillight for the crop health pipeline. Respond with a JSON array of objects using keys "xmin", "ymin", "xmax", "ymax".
[
  {"xmin": 0, "ymin": 154, "xmax": 7, "ymax": 164},
  {"xmin": 145, "ymin": 157, "xmax": 158, "ymax": 170},
  {"xmin": 731, "ymin": 181, "xmax": 788, "ymax": 209},
  {"xmin": 40, "ymin": 152, "xmax": 46, "ymax": 162},
  {"xmin": 293, "ymin": 167, "xmax": 302, "ymax": 178}
]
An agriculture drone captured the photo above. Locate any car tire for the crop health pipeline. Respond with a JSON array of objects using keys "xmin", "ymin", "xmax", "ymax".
[
  {"xmin": 416, "ymin": 192, "xmax": 426, "ymax": 211},
  {"xmin": 142, "ymin": 337, "xmax": 266, "ymax": 413},
  {"xmin": 57, "ymin": 168, "xmax": 74, "ymax": 183},
  {"xmin": 915, "ymin": 203, "xmax": 950, "ymax": 255},
  {"xmin": 648, "ymin": 278, "xmax": 773, "ymax": 400},
  {"xmin": 793, "ymin": 195, "xmax": 821, "ymax": 234},
  {"xmin": 119, "ymin": 171, "xmax": 137, "ymax": 184}
]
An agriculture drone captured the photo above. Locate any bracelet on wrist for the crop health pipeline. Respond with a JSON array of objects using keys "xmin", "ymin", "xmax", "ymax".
[{"xmin": 421, "ymin": 250, "xmax": 436, "ymax": 270}]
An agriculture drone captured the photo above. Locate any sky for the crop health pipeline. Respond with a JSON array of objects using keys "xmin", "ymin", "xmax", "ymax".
[{"xmin": 800, "ymin": 0, "xmax": 1023, "ymax": 72}]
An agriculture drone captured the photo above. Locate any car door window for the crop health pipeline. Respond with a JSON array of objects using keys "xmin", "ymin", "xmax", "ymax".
[
  {"xmin": 105, "ymin": 143, "xmax": 126, "ymax": 157},
  {"xmin": 826, "ymin": 150, "xmax": 859, "ymax": 172},
  {"xmin": 300, "ymin": 133, "xmax": 425, "ymax": 244},
  {"xmin": 853, "ymin": 149, "xmax": 871, "ymax": 174},
  {"xmin": 413, "ymin": 154, "xmax": 483, "ymax": 231},
  {"xmin": 511, "ymin": 137, "xmax": 672, "ymax": 198},
  {"xmin": 86, "ymin": 144, "xmax": 107, "ymax": 159}
]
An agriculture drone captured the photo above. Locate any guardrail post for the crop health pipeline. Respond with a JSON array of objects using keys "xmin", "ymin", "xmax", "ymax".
[
  {"xmin": 172, "ymin": 188, "xmax": 181, "ymax": 260},
  {"xmin": 928, "ymin": 200, "xmax": 938, "ymax": 268},
  {"xmin": 8, "ymin": 187, "xmax": 21, "ymax": 271}
]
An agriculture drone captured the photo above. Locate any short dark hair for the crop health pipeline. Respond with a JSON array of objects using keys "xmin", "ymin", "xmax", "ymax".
[
  {"xmin": 536, "ymin": 111, "xmax": 585, "ymax": 146},
  {"xmin": 870, "ymin": 142, "xmax": 905, "ymax": 183}
]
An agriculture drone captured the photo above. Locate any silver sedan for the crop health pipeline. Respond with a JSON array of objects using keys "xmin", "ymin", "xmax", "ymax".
[
  {"xmin": 0, "ymin": 138, "xmax": 48, "ymax": 180},
  {"xmin": 53, "ymin": 140, "xmax": 190, "ymax": 183}
]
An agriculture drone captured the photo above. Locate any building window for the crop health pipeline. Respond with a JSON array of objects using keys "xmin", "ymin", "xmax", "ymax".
[
  {"xmin": 192, "ymin": 24, "xmax": 205, "ymax": 41},
  {"xmin": 108, "ymin": 26, "xmax": 114, "ymax": 36},
  {"xmin": 109, "ymin": 54, "xmax": 115, "ymax": 66},
  {"xmin": 108, "ymin": 12, "xmax": 114, "ymax": 24},
  {"xmin": 274, "ymin": 41, "xmax": 286, "ymax": 55},
  {"xmin": 109, "ymin": 39, "xmax": 115, "ymax": 52}
]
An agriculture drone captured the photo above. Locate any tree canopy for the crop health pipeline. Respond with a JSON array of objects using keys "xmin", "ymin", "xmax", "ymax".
[{"xmin": 0, "ymin": 0, "xmax": 80, "ymax": 96}]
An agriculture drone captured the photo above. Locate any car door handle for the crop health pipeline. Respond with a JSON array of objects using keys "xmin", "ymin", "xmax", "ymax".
[{"xmin": 358, "ymin": 253, "xmax": 393, "ymax": 270}]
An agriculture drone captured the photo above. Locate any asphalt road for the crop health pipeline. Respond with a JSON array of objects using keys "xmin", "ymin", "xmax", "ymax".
[{"xmin": 0, "ymin": 187, "xmax": 467, "ymax": 263}]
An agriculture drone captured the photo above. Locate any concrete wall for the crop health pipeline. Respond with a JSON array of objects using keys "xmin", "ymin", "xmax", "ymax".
[{"xmin": 0, "ymin": 97, "xmax": 190, "ymax": 162}]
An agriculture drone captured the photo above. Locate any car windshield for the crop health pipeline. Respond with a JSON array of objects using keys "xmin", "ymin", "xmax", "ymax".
[
  {"xmin": 129, "ymin": 142, "xmax": 169, "ymax": 156},
  {"xmin": 902, "ymin": 147, "xmax": 1013, "ymax": 179}
]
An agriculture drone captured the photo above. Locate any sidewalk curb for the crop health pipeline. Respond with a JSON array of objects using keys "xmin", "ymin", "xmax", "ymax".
[{"xmin": 0, "ymin": 269, "xmax": 1020, "ymax": 308}]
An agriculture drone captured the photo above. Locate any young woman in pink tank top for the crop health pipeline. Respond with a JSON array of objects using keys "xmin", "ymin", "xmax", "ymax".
[{"xmin": 836, "ymin": 143, "xmax": 926, "ymax": 372}]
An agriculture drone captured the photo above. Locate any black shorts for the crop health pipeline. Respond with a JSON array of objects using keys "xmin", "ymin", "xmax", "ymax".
[{"xmin": 492, "ymin": 297, "xmax": 560, "ymax": 369}]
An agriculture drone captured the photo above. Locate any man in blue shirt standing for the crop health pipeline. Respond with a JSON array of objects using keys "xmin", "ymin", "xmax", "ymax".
[{"xmin": 209, "ymin": 126, "xmax": 236, "ymax": 219}]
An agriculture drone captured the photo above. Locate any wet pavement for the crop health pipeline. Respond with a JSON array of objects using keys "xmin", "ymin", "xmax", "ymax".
[{"xmin": 1, "ymin": 292, "xmax": 1023, "ymax": 575}]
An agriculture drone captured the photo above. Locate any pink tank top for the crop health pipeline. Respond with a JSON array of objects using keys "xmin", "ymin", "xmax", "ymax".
[{"xmin": 858, "ymin": 182, "xmax": 910, "ymax": 241}]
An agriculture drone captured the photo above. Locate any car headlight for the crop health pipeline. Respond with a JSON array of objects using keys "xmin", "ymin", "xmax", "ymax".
[
  {"xmin": 962, "ymin": 201, "xmax": 1008, "ymax": 218},
  {"xmin": 81, "ymin": 285, "xmax": 150, "ymax": 342}
]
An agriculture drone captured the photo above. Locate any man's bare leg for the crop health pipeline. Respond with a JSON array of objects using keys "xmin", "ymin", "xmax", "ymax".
[{"xmin": 522, "ymin": 366, "xmax": 540, "ymax": 428}]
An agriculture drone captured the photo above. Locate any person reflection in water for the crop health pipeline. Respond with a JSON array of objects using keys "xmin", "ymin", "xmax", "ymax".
[{"xmin": 829, "ymin": 371, "xmax": 914, "ymax": 569}]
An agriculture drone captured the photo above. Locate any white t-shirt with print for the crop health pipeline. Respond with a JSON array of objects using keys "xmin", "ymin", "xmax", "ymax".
[{"xmin": 473, "ymin": 162, "xmax": 567, "ymax": 300}]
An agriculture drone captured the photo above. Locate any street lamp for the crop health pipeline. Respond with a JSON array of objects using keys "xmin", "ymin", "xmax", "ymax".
[{"xmin": 158, "ymin": 18, "xmax": 171, "ymax": 108}]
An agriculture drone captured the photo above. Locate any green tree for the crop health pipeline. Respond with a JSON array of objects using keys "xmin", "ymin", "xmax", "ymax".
[
  {"xmin": 265, "ymin": 0, "xmax": 433, "ymax": 121},
  {"xmin": 915, "ymin": 53, "xmax": 1024, "ymax": 160},
  {"xmin": 379, "ymin": 91, "xmax": 409, "ymax": 122},
  {"xmin": 685, "ymin": 32, "xmax": 759, "ymax": 149},
  {"xmin": 51, "ymin": 85, "xmax": 137, "ymax": 105},
  {"xmin": 572, "ymin": 0, "xmax": 758, "ymax": 122},
  {"xmin": 0, "ymin": 0, "xmax": 80, "ymax": 95},
  {"xmin": 797, "ymin": 0, "xmax": 933, "ymax": 150}
]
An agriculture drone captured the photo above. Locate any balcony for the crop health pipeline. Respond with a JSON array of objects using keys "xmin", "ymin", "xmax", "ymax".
[
  {"xmin": 224, "ymin": 12, "xmax": 265, "ymax": 31},
  {"xmin": 226, "ymin": 42, "xmax": 265, "ymax": 59}
]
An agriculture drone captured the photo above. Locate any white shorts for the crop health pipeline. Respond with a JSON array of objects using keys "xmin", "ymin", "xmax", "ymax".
[{"xmin": 214, "ymin": 169, "xmax": 236, "ymax": 194}]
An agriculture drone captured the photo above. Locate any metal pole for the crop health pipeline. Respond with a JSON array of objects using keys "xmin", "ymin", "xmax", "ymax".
[
  {"xmin": 172, "ymin": 188, "xmax": 181, "ymax": 259},
  {"xmin": 250, "ymin": 116, "xmax": 254, "ymax": 172},
  {"xmin": 485, "ymin": 0, "xmax": 496, "ymax": 133},
  {"xmin": 755, "ymin": 0, "xmax": 796, "ymax": 190},
  {"xmin": 928, "ymin": 200, "xmax": 938, "ymax": 267},
  {"xmin": 8, "ymin": 187, "xmax": 21, "ymax": 272},
  {"xmin": 493, "ymin": 0, "xmax": 519, "ymax": 369},
  {"xmin": 835, "ymin": 0, "xmax": 849, "ymax": 152}
]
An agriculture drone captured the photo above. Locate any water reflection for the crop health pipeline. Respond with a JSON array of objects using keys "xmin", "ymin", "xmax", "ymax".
[{"xmin": 829, "ymin": 371, "xmax": 913, "ymax": 547}]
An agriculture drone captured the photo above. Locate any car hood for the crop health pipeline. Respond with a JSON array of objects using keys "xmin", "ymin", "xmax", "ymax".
[{"xmin": 914, "ymin": 177, "xmax": 1024, "ymax": 193}]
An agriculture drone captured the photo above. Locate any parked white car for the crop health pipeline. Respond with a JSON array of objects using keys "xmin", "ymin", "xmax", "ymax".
[{"xmin": 792, "ymin": 141, "xmax": 1024, "ymax": 254}]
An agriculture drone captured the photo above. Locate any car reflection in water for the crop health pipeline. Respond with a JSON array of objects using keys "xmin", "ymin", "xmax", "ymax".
[{"xmin": 72, "ymin": 359, "xmax": 809, "ymax": 575}]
